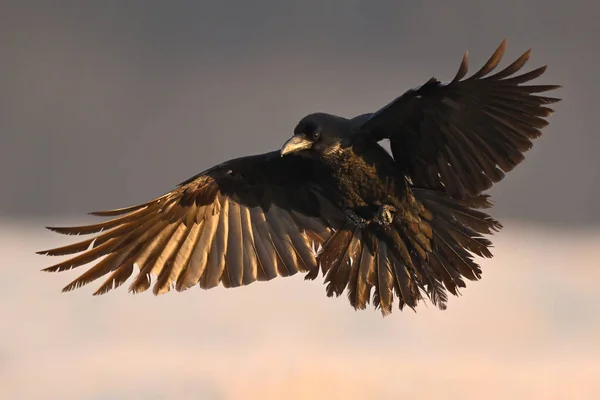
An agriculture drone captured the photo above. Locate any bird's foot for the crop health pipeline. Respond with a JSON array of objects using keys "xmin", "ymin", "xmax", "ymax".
[
  {"xmin": 375, "ymin": 205, "xmax": 396, "ymax": 226},
  {"xmin": 344, "ymin": 205, "xmax": 396, "ymax": 228},
  {"xmin": 344, "ymin": 210, "xmax": 369, "ymax": 228}
]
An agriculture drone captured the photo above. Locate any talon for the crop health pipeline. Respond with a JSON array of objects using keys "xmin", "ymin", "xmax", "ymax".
[{"xmin": 376, "ymin": 205, "xmax": 396, "ymax": 226}]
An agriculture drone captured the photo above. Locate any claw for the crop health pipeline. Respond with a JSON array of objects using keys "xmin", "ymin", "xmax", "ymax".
[
  {"xmin": 376, "ymin": 205, "xmax": 396, "ymax": 226},
  {"xmin": 344, "ymin": 205, "xmax": 396, "ymax": 228}
]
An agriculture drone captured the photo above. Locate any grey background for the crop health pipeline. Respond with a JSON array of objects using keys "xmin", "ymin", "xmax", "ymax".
[{"xmin": 1, "ymin": 1, "xmax": 597, "ymax": 226}]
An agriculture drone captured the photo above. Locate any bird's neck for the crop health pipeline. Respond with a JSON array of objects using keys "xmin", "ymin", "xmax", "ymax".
[{"xmin": 320, "ymin": 144, "xmax": 356, "ymax": 173}]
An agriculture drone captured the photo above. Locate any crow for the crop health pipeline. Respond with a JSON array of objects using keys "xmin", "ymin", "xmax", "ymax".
[{"xmin": 39, "ymin": 39, "xmax": 560, "ymax": 315}]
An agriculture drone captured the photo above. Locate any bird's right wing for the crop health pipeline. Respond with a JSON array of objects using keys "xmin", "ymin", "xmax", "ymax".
[{"xmin": 39, "ymin": 151, "xmax": 345, "ymax": 296}]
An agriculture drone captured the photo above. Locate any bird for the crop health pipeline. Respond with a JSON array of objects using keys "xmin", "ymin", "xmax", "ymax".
[{"xmin": 39, "ymin": 39, "xmax": 560, "ymax": 315}]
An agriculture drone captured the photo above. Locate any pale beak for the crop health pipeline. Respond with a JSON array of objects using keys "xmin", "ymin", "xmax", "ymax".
[{"xmin": 280, "ymin": 135, "xmax": 313, "ymax": 157}]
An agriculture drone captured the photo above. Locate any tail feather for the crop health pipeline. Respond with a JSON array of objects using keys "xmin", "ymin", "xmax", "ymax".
[
  {"xmin": 373, "ymin": 240, "xmax": 394, "ymax": 315},
  {"xmin": 316, "ymin": 188, "xmax": 502, "ymax": 315},
  {"xmin": 350, "ymin": 233, "xmax": 376, "ymax": 310},
  {"xmin": 324, "ymin": 226, "xmax": 362, "ymax": 297}
]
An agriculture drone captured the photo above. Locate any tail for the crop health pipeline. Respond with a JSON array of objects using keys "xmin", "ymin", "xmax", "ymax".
[{"xmin": 309, "ymin": 188, "xmax": 502, "ymax": 316}]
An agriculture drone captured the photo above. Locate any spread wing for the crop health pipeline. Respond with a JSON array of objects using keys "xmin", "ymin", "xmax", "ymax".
[
  {"xmin": 357, "ymin": 39, "xmax": 561, "ymax": 198},
  {"xmin": 39, "ymin": 151, "xmax": 344, "ymax": 295}
]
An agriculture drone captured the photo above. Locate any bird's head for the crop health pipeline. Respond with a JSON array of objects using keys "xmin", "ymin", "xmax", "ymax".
[{"xmin": 280, "ymin": 113, "xmax": 350, "ymax": 158}]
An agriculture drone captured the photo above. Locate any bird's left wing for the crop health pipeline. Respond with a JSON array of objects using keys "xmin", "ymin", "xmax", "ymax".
[
  {"xmin": 357, "ymin": 39, "xmax": 561, "ymax": 199},
  {"xmin": 39, "ymin": 151, "xmax": 344, "ymax": 295}
]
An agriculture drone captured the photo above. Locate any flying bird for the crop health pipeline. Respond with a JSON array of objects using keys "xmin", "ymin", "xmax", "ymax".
[{"xmin": 39, "ymin": 39, "xmax": 560, "ymax": 315}]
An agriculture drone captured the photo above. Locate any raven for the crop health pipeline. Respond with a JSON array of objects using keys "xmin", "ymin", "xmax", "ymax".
[{"xmin": 39, "ymin": 40, "xmax": 560, "ymax": 315}]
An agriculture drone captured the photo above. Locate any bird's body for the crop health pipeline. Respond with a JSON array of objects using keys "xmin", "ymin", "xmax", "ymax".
[
  {"xmin": 39, "ymin": 40, "xmax": 560, "ymax": 315},
  {"xmin": 290, "ymin": 113, "xmax": 406, "ymax": 214}
]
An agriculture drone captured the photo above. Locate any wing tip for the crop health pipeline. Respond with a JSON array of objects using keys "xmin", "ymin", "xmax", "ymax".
[
  {"xmin": 88, "ymin": 210, "xmax": 114, "ymax": 217},
  {"xmin": 45, "ymin": 226, "xmax": 70, "ymax": 234},
  {"xmin": 61, "ymin": 283, "xmax": 77, "ymax": 293},
  {"xmin": 451, "ymin": 50, "xmax": 469, "ymax": 83},
  {"xmin": 498, "ymin": 37, "xmax": 508, "ymax": 51}
]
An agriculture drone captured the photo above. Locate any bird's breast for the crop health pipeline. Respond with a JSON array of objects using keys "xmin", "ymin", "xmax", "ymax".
[{"xmin": 321, "ymin": 146, "xmax": 405, "ymax": 209}]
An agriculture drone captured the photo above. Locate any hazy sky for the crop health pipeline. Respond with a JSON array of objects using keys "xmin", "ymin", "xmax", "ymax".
[{"xmin": 1, "ymin": 1, "xmax": 597, "ymax": 226}]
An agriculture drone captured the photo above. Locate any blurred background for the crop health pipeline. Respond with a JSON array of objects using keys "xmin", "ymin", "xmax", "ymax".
[{"xmin": 1, "ymin": 1, "xmax": 598, "ymax": 399}]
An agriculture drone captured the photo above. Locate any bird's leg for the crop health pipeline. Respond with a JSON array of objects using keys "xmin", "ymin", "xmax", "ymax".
[{"xmin": 343, "ymin": 209, "xmax": 369, "ymax": 228}]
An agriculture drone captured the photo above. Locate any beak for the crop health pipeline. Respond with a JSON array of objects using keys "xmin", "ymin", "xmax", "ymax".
[{"xmin": 280, "ymin": 135, "xmax": 313, "ymax": 157}]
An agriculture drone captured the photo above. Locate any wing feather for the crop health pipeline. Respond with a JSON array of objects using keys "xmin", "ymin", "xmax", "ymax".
[
  {"xmin": 359, "ymin": 39, "xmax": 560, "ymax": 198},
  {"xmin": 41, "ymin": 151, "xmax": 343, "ymax": 295}
]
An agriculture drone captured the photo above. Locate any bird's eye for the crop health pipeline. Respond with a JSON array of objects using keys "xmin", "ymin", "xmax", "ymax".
[{"xmin": 312, "ymin": 131, "xmax": 321, "ymax": 140}]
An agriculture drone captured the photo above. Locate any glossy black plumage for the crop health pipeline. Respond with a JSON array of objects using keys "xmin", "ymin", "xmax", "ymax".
[{"xmin": 39, "ymin": 40, "xmax": 560, "ymax": 315}]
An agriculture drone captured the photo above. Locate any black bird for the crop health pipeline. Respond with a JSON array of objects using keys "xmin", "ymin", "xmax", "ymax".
[{"xmin": 39, "ymin": 40, "xmax": 560, "ymax": 315}]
